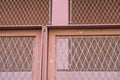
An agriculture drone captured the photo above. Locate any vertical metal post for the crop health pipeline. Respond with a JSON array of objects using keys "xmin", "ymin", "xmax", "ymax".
[
  {"xmin": 41, "ymin": 26, "xmax": 48, "ymax": 80},
  {"xmin": 69, "ymin": 0, "xmax": 72, "ymax": 24},
  {"xmin": 48, "ymin": 0, "xmax": 52, "ymax": 25}
]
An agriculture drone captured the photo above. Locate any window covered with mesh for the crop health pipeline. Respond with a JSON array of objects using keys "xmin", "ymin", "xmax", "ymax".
[
  {"xmin": 70, "ymin": 0, "xmax": 120, "ymax": 24},
  {"xmin": 0, "ymin": 0, "xmax": 50, "ymax": 25},
  {"xmin": 56, "ymin": 36, "xmax": 120, "ymax": 80},
  {"xmin": 68, "ymin": 36, "xmax": 120, "ymax": 71},
  {"xmin": 0, "ymin": 37, "xmax": 35, "ymax": 71}
]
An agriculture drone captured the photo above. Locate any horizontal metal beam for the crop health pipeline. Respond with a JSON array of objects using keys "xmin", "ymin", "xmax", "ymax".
[
  {"xmin": 0, "ymin": 25, "xmax": 42, "ymax": 30},
  {"xmin": 47, "ymin": 24, "xmax": 120, "ymax": 29}
]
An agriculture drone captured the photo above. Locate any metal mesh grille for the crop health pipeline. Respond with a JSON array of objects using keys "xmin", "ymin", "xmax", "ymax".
[
  {"xmin": 70, "ymin": 0, "xmax": 120, "ymax": 24},
  {"xmin": 56, "ymin": 36, "xmax": 120, "ymax": 80},
  {"xmin": 0, "ymin": 36, "xmax": 35, "ymax": 80},
  {"xmin": 0, "ymin": 0, "xmax": 50, "ymax": 25}
]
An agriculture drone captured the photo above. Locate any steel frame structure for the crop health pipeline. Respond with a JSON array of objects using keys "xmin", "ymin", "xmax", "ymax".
[{"xmin": 0, "ymin": 25, "xmax": 119, "ymax": 80}]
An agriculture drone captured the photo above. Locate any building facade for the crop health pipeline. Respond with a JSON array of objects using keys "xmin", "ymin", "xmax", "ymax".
[{"xmin": 0, "ymin": 0, "xmax": 120, "ymax": 80}]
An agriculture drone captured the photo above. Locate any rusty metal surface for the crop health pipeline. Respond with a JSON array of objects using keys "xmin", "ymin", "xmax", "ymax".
[
  {"xmin": 70, "ymin": 0, "xmax": 120, "ymax": 24},
  {"xmin": 0, "ymin": 0, "xmax": 50, "ymax": 25}
]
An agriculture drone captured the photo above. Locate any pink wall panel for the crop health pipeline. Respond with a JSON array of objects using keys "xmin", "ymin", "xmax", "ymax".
[{"xmin": 52, "ymin": 0, "xmax": 68, "ymax": 25}]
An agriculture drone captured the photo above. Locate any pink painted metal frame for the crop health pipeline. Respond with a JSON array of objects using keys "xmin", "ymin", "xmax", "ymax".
[
  {"xmin": 0, "ymin": 26, "xmax": 42, "ymax": 80},
  {"xmin": 0, "ymin": 24, "xmax": 120, "ymax": 80},
  {"xmin": 0, "ymin": 0, "xmax": 120, "ymax": 80},
  {"xmin": 47, "ymin": 27, "xmax": 120, "ymax": 80},
  {"xmin": 41, "ymin": 26, "xmax": 48, "ymax": 80}
]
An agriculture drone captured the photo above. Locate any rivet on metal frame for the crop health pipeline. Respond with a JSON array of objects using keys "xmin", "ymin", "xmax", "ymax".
[
  {"xmin": 50, "ymin": 60, "xmax": 53, "ymax": 63},
  {"xmin": 79, "ymin": 31, "xmax": 83, "ymax": 34}
]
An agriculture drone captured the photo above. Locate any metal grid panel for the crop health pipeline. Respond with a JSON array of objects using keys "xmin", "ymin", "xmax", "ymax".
[
  {"xmin": 0, "ymin": 37, "xmax": 35, "ymax": 80},
  {"xmin": 56, "ymin": 36, "xmax": 120, "ymax": 80},
  {"xmin": 0, "ymin": 0, "xmax": 50, "ymax": 25},
  {"xmin": 70, "ymin": 0, "xmax": 120, "ymax": 24}
]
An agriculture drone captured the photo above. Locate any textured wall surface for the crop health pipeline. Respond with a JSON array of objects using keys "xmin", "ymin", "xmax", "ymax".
[
  {"xmin": 0, "ymin": 0, "xmax": 50, "ymax": 25},
  {"xmin": 71, "ymin": 0, "xmax": 120, "ymax": 24}
]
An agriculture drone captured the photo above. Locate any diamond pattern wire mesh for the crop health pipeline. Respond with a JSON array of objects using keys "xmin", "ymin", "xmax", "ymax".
[
  {"xmin": 0, "ymin": 0, "xmax": 50, "ymax": 25},
  {"xmin": 70, "ymin": 0, "xmax": 120, "ymax": 24},
  {"xmin": 0, "ymin": 36, "xmax": 35, "ymax": 80},
  {"xmin": 56, "ymin": 36, "xmax": 120, "ymax": 80}
]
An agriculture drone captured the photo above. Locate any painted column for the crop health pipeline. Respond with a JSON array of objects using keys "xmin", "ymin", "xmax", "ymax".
[{"xmin": 52, "ymin": 0, "xmax": 68, "ymax": 25}]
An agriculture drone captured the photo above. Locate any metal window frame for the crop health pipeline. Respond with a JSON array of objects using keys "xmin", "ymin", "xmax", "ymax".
[
  {"xmin": 47, "ymin": 24, "xmax": 120, "ymax": 80},
  {"xmin": 0, "ymin": 24, "xmax": 120, "ymax": 80},
  {"xmin": 47, "ymin": 24, "xmax": 120, "ymax": 29},
  {"xmin": 0, "ymin": 25, "xmax": 43, "ymax": 80}
]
